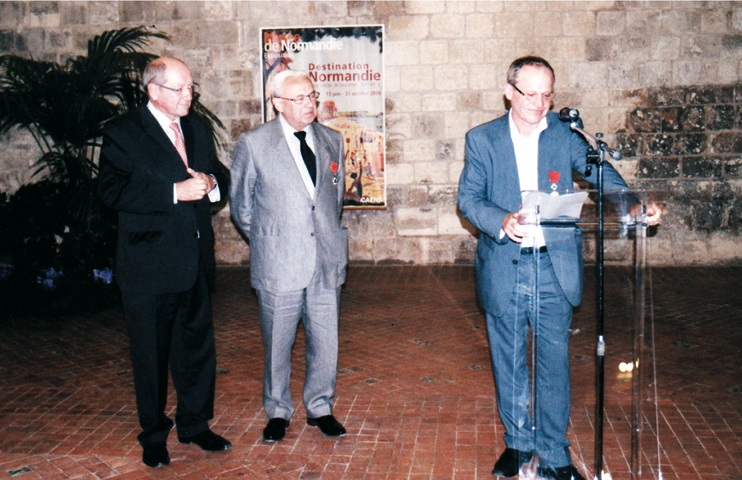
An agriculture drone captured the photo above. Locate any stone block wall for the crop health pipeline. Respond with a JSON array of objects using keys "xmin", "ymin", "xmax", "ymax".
[
  {"xmin": 616, "ymin": 84, "xmax": 742, "ymax": 264},
  {"xmin": 2, "ymin": 1, "xmax": 742, "ymax": 265}
]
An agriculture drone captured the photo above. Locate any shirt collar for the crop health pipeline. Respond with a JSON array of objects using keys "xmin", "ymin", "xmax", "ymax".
[
  {"xmin": 147, "ymin": 101, "xmax": 181, "ymax": 131},
  {"xmin": 278, "ymin": 113, "xmax": 311, "ymax": 136}
]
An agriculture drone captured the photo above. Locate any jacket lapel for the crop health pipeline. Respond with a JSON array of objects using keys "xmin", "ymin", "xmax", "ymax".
[
  {"xmin": 496, "ymin": 119, "xmax": 522, "ymax": 209},
  {"xmin": 268, "ymin": 119, "xmax": 313, "ymax": 199},
  {"xmin": 537, "ymin": 115, "xmax": 561, "ymax": 191},
  {"xmin": 180, "ymin": 115, "xmax": 196, "ymax": 170},
  {"xmin": 309, "ymin": 122, "xmax": 331, "ymax": 187},
  {"xmin": 139, "ymin": 106, "xmax": 188, "ymax": 171}
]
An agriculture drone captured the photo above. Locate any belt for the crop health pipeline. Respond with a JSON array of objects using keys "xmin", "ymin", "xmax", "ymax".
[{"xmin": 520, "ymin": 245, "xmax": 547, "ymax": 254}]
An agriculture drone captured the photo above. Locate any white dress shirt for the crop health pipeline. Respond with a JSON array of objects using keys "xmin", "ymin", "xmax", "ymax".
[
  {"xmin": 508, "ymin": 109, "xmax": 548, "ymax": 249},
  {"xmin": 278, "ymin": 113, "xmax": 316, "ymax": 198}
]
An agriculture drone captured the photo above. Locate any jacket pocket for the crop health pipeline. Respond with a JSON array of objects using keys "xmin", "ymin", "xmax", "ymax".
[{"xmin": 128, "ymin": 231, "xmax": 163, "ymax": 245}]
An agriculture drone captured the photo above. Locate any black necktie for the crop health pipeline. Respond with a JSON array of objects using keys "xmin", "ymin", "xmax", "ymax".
[{"xmin": 294, "ymin": 131, "xmax": 316, "ymax": 185}]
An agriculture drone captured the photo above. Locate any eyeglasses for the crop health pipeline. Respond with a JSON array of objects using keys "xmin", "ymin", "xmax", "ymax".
[
  {"xmin": 275, "ymin": 92, "xmax": 320, "ymax": 104},
  {"xmin": 510, "ymin": 83, "xmax": 552, "ymax": 102},
  {"xmin": 154, "ymin": 83, "xmax": 199, "ymax": 95}
]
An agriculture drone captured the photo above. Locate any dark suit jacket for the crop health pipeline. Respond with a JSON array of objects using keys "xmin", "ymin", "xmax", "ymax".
[
  {"xmin": 458, "ymin": 111, "xmax": 629, "ymax": 316},
  {"xmin": 230, "ymin": 118, "xmax": 348, "ymax": 293},
  {"xmin": 98, "ymin": 104, "xmax": 220, "ymax": 294}
]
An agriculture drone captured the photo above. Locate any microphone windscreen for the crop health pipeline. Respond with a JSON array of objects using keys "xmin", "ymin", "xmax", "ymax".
[{"xmin": 558, "ymin": 107, "xmax": 579, "ymax": 122}]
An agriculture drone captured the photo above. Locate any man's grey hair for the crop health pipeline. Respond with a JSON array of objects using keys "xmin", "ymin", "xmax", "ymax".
[
  {"xmin": 506, "ymin": 56, "xmax": 555, "ymax": 86},
  {"xmin": 270, "ymin": 70, "xmax": 313, "ymax": 98}
]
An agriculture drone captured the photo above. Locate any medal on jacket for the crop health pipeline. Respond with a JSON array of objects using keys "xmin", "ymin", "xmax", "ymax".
[
  {"xmin": 330, "ymin": 162, "xmax": 339, "ymax": 185},
  {"xmin": 549, "ymin": 171, "xmax": 560, "ymax": 194}
]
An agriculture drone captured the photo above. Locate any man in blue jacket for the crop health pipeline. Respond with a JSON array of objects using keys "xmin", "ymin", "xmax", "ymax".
[{"xmin": 458, "ymin": 56, "xmax": 659, "ymax": 480}]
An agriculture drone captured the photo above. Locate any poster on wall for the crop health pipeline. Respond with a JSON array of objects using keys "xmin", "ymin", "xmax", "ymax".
[{"xmin": 261, "ymin": 25, "xmax": 386, "ymax": 209}]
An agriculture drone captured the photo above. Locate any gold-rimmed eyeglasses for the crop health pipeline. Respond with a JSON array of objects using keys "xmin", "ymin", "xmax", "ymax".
[
  {"xmin": 155, "ymin": 83, "xmax": 199, "ymax": 95},
  {"xmin": 510, "ymin": 83, "xmax": 552, "ymax": 102},
  {"xmin": 274, "ymin": 92, "xmax": 320, "ymax": 104}
]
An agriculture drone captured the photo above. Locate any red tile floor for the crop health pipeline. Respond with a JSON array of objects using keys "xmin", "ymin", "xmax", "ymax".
[{"xmin": 1, "ymin": 265, "xmax": 741, "ymax": 479}]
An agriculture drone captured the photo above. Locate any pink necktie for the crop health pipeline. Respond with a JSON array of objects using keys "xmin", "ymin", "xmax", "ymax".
[{"xmin": 169, "ymin": 122, "xmax": 188, "ymax": 167}]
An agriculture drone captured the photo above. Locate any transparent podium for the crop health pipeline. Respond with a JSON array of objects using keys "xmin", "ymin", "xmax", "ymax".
[{"xmin": 519, "ymin": 189, "xmax": 665, "ymax": 480}]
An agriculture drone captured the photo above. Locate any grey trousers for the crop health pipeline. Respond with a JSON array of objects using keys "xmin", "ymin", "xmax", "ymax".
[{"xmin": 256, "ymin": 277, "xmax": 341, "ymax": 420}]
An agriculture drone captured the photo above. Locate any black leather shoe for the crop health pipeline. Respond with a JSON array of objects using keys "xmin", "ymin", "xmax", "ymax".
[
  {"xmin": 263, "ymin": 418, "xmax": 289, "ymax": 442},
  {"xmin": 178, "ymin": 429, "xmax": 232, "ymax": 451},
  {"xmin": 142, "ymin": 441, "xmax": 170, "ymax": 468},
  {"xmin": 538, "ymin": 465, "xmax": 586, "ymax": 480},
  {"xmin": 307, "ymin": 415, "xmax": 347, "ymax": 437},
  {"xmin": 492, "ymin": 448, "xmax": 533, "ymax": 477}
]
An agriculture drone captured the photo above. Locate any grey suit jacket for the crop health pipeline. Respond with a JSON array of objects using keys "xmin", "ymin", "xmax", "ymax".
[
  {"xmin": 458, "ymin": 111, "xmax": 629, "ymax": 316},
  {"xmin": 230, "ymin": 117, "xmax": 348, "ymax": 293}
]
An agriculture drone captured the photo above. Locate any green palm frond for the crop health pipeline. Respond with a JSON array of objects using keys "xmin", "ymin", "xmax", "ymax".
[
  {"xmin": 33, "ymin": 150, "xmax": 97, "ymax": 182},
  {"xmin": 0, "ymin": 56, "xmax": 59, "ymax": 138},
  {"xmin": 69, "ymin": 27, "xmax": 170, "ymax": 113},
  {"xmin": 86, "ymin": 26, "xmax": 170, "ymax": 57}
]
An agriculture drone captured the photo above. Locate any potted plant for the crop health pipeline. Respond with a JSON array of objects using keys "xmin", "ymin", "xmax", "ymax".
[{"xmin": 0, "ymin": 27, "xmax": 227, "ymax": 319}]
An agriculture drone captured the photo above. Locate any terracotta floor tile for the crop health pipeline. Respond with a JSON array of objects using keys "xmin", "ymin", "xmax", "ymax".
[{"xmin": 2, "ymin": 266, "xmax": 741, "ymax": 479}]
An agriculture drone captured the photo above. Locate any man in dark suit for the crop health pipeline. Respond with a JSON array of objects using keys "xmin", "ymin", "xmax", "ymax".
[
  {"xmin": 98, "ymin": 57, "xmax": 231, "ymax": 468},
  {"xmin": 458, "ymin": 56, "xmax": 660, "ymax": 480},
  {"xmin": 230, "ymin": 70, "xmax": 348, "ymax": 442}
]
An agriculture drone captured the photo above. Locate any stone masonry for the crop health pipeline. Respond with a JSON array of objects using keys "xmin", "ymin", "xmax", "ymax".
[
  {"xmin": 616, "ymin": 84, "xmax": 742, "ymax": 264},
  {"xmin": 2, "ymin": 1, "xmax": 742, "ymax": 266}
]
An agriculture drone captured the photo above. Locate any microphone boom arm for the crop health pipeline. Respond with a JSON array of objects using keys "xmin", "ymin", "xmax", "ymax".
[{"xmin": 569, "ymin": 122, "xmax": 622, "ymax": 161}]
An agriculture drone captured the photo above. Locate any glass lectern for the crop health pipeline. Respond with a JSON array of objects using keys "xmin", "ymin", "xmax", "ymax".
[{"xmin": 519, "ymin": 188, "xmax": 665, "ymax": 480}]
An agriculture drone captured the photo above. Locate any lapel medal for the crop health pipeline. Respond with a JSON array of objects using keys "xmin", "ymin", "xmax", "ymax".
[
  {"xmin": 549, "ymin": 170, "xmax": 560, "ymax": 194},
  {"xmin": 330, "ymin": 162, "xmax": 339, "ymax": 185}
]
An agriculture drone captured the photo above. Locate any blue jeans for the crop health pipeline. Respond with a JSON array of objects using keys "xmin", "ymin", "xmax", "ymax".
[{"xmin": 486, "ymin": 250, "xmax": 574, "ymax": 468}]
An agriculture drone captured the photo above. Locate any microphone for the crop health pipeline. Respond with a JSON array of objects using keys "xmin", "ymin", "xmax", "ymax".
[
  {"xmin": 559, "ymin": 107, "xmax": 623, "ymax": 161},
  {"xmin": 558, "ymin": 107, "xmax": 580, "ymax": 122}
]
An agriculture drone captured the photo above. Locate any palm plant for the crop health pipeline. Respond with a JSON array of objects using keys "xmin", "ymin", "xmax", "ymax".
[
  {"xmin": 0, "ymin": 26, "xmax": 226, "ymax": 207},
  {"xmin": 0, "ymin": 27, "xmax": 227, "ymax": 318},
  {"xmin": 1, "ymin": 27, "xmax": 166, "ymax": 181}
]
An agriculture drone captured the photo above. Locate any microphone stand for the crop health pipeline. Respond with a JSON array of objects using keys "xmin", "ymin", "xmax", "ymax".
[{"xmin": 569, "ymin": 122, "xmax": 620, "ymax": 480}]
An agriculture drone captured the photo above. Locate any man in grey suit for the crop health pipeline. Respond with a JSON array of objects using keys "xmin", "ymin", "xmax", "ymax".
[
  {"xmin": 230, "ymin": 70, "xmax": 348, "ymax": 442},
  {"xmin": 458, "ymin": 56, "xmax": 660, "ymax": 480}
]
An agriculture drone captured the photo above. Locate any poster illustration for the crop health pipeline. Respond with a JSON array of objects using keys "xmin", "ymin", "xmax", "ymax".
[{"xmin": 261, "ymin": 25, "xmax": 385, "ymax": 209}]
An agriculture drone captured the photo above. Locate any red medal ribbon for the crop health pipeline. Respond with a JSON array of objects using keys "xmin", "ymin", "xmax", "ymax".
[{"xmin": 549, "ymin": 171, "xmax": 560, "ymax": 185}]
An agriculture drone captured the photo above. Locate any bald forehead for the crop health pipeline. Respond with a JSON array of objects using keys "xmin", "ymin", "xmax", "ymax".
[
  {"xmin": 144, "ymin": 57, "xmax": 190, "ymax": 85},
  {"xmin": 149, "ymin": 56, "xmax": 183, "ymax": 67},
  {"xmin": 167, "ymin": 58, "xmax": 190, "ymax": 76},
  {"xmin": 515, "ymin": 65, "xmax": 553, "ymax": 83}
]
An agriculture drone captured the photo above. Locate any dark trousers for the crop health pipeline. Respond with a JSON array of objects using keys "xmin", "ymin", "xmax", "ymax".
[{"xmin": 121, "ymin": 264, "xmax": 216, "ymax": 447}]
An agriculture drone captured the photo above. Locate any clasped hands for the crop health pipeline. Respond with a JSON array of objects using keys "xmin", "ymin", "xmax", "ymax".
[
  {"xmin": 502, "ymin": 203, "xmax": 663, "ymax": 244},
  {"xmin": 176, "ymin": 168, "xmax": 216, "ymax": 201}
]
